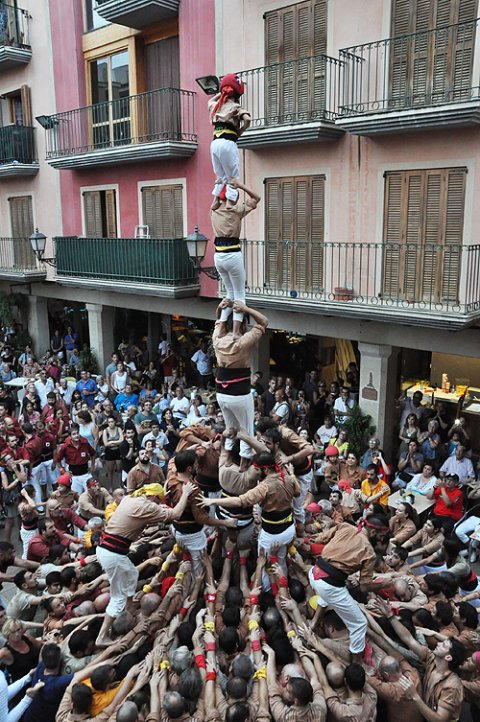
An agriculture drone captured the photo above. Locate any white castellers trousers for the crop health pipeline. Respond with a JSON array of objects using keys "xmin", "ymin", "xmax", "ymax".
[
  {"xmin": 214, "ymin": 252, "xmax": 246, "ymax": 323},
  {"xmin": 211, "ymin": 138, "xmax": 239, "ymax": 202},
  {"xmin": 216, "ymin": 391, "xmax": 254, "ymax": 458}
]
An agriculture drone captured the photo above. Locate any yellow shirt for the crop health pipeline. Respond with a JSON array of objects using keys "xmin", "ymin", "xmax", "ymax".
[
  {"xmin": 361, "ymin": 478, "xmax": 390, "ymax": 507},
  {"xmin": 84, "ymin": 679, "xmax": 121, "ymax": 716},
  {"xmin": 104, "ymin": 501, "xmax": 118, "ymax": 523}
]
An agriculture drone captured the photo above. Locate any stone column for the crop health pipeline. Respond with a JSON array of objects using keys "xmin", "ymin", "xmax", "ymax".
[
  {"xmin": 358, "ymin": 342, "xmax": 399, "ymax": 460},
  {"xmin": 86, "ymin": 304, "xmax": 114, "ymax": 374},
  {"xmin": 28, "ymin": 296, "xmax": 50, "ymax": 357}
]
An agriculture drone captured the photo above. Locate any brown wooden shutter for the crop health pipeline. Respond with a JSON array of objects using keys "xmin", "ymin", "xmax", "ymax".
[
  {"xmin": 265, "ymin": 0, "xmax": 327, "ymax": 120},
  {"xmin": 265, "ymin": 176, "xmax": 324, "ymax": 292},
  {"xmin": 383, "ymin": 167, "xmax": 466, "ymax": 303},
  {"xmin": 9, "ymin": 195, "xmax": 33, "ymax": 237},
  {"xmin": 20, "ymin": 85, "xmax": 32, "ymax": 127},
  {"xmin": 390, "ymin": 0, "xmax": 478, "ymax": 104},
  {"xmin": 142, "ymin": 185, "xmax": 183, "ymax": 238},
  {"xmin": 105, "ymin": 190, "xmax": 117, "ymax": 238},
  {"xmin": 84, "ymin": 191, "xmax": 103, "ymax": 238}
]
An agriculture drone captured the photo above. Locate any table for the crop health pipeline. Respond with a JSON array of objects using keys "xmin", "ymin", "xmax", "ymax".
[
  {"xmin": 388, "ymin": 489, "xmax": 434, "ymax": 516},
  {"xmin": 5, "ymin": 376, "xmax": 29, "ymax": 404},
  {"xmin": 406, "ymin": 383, "xmax": 461, "ymax": 406}
]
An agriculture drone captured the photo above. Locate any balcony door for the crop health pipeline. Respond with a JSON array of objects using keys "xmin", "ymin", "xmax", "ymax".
[
  {"xmin": 265, "ymin": 175, "xmax": 324, "ymax": 294},
  {"xmin": 141, "ymin": 184, "xmax": 183, "ymax": 238},
  {"xmin": 90, "ymin": 51, "xmax": 130, "ymax": 148},
  {"xmin": 144, "ymin": 37, "xmax": 180, "ymax": 140},
  {"xmin": 264, "ymin": 0, "xmax": 327, "ymax": 124},
  {"xmin": 8, "ymin": 195, "xmax": 36, "ymax": 267},
  {"xmin": 383, "ymin": 168, "xmax": 466, "ymax": 305},
  {"xmin": 83, "ymin": 189, "xmax": 117, "ymax": 238},
  {"xmin": 0, "ymin": 85, "xmax": 33, "ymax": 163},
  {"xmin": 389, "ymin": 0, "xmax": 478, "ymax": 108}
]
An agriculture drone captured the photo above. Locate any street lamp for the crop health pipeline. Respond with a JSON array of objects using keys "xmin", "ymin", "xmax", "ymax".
[
  {"xmin": 185, "ymin": 226, "xmax": 219, "ymax": 280},
  {"xmin": 29, "ymin": 229, "xmax": 56, "ymax": 266},
  {"xmin": 35, "ymin": 115, "xmax": 59, "ymax": 130},
  {"xmin": 195, "ymin": 75, "xmax": 220, "ymax": 95}
]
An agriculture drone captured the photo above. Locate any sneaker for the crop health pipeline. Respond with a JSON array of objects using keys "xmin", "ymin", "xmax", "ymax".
[{"xmin": 470, "ymin": 550, "xmax": 478, "ymax": 564}]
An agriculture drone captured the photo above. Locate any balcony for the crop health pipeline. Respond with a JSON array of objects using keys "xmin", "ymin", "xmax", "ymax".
[
  {"xmin": 0, "ymin": 125, "xmax": 38, "ymax": 178},
  {"xmin": 0, "ymin": 3, "xmax": 31, "ymax": 71},
  {"xmin": 44, "ymin": 88, "xmax": 197, "ymax": 169},
  {"xmin": 54, "ymin": 236, "xmax": 199, "ymax": 297},
  {"xmin": 236, "ymin": 55, "xmax": 344, "ymax": 149},
  {"xmin": 0, "ymin": 238, "xmax": 45, "ymax": 281},
  {"xmin": 337, "ymin": 19, "xmax": 480, "ymax": 135},
  {"xmin": 241, "ymin": 240, "xmax": 480, "ymax": 330},
  {"xmin": 95, "ymin": 0, "xmax": 180, "ymax": 29}
]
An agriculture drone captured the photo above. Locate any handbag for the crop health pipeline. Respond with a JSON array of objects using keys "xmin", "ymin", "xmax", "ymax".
[{"xmin": 3, "ymin": 483, "xmax": 20, "ymax": 506}]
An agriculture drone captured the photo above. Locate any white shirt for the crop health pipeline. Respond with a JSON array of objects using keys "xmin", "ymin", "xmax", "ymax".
[
  {"xmin": 141, "ymin": 430, "xmax": 168, "ymax": 449},
  {"xmin": 34, "ymin": 377, "xmax": 54, "ymax": 408},
  {"xmin": 158, "ymin": 340, "xmax": 168, "ymax": 356},
  {"xmin": 272, "ymin": 401, "xmax": 290, "ymax": 424},
  {"xmin": 170, "ymin": 396, "xmax": 190, "ymax": 421},
  {"xmin": 406, "ymin": 473, "xmax": 437, "ymax": 495},
  {"xmin": 191, "ymin": 349, "xmax": 212, "ymax": 376},
  {"xmin": 316, "ymin": 424, "xmax": 337, "ymax": 445},
  {"xmin": 440, "ymin": 455, "xmax": 475, "ymax": 485},
  {"xmin": 333, "ymin": 396, "xmax": 355, "ymax": 423}
]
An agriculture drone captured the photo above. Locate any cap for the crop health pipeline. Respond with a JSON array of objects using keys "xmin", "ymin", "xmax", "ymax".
[
  {"xmin": 306, "ymin": 502, "xmax": 322, "ymax": 514},
  {"xmin": 87, "ymin": 479, "xmax": 98, "ymax": 489},
  {"xmin": 57, "ymin": 473, "xmax": 72, "ymax": 487},
  {"xmin": 325, "ymin": 445, "xmax": 339, "ymax": 457}
]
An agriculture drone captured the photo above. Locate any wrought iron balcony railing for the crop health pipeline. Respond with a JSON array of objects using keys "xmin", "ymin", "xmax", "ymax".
[
  {"xmin": 237, "ymin": 54, "xmax": 343, "ymax": 128},
  {"xmin": 339, "ymin": 18, "xmax": 480, "ymax": 116},
  {"xmin": 44, "ymin": 87, "xmax": 196, "ymax": 159},
  {"xmin": 0, "ymin": 237, "xmax": 39, "ymax": 273},
  {"xmin": 241, "ymin": 239, "xmax": 480, "ymax": 325},
  {"xmin": 0, "ymin": 2, "xmax": 30, "ymax": 49},
  {"xmin": 0, "ymin": 125, "xmax": 35, "ymax": 164},
  {"xmin": 54, "ymin": 236, "xmax": 197, "ymax": 287}
]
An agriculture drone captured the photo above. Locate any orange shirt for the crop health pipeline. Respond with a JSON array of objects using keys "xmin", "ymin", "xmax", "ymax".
[{"xmin": 361, "ymin": 478, "xmax": 390, "ymax": 507}]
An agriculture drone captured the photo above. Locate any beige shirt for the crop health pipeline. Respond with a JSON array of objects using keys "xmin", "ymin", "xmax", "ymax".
[
  {"xmin": 105, "ymin": 495, "xmax": 175, "ymax": 540},
  {"xmin": 238, "ymin": 471, "xmax": 300, "ymax": 513},
  {"xmin": 315, "ymin": 523, "xmax": 377, "ymax": 586},
  {"xmin": 423, "ymin": 649, "xmax": 464, "ymax": 720},
  {"xmin": 389, "ymin": 517, "xmax": 417, "ymax": 544},
  {"xmin": 219, "ymin": 464, "xmax": 261, "ymax": 495},
  {"xmin": 324, "ymin": 685, "xmax": 377, "ymax": 722},
  {"xmin": 269, "ymin": 684, "xmax": 326, "ymax": 722},
  {"xmin": 213, "ymin": 322, "xmax": 265, "ymax": 368},
  {"xmin": 208, "ymin": 95, "xmax": 249, "ymax": 127},
  {"xmin": 211, "ymin": 198, "xmax": 257, "ymax": 238},
  {"xmin": 368, "ymin": 659, "xmax": 423, "ymax": 722},
  {"xmin": 77, "ymin": 488, "xmax": 112, "ymax": 519},
  {"xmin": 126, "ymin": 461, "xmax": 165, "ymax": 493},
  {"xmin": 406, "ymin": 527, "xmax": 444, "ymax": 555}
]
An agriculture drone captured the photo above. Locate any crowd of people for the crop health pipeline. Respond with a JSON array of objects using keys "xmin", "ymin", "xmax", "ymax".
[{"xmin": 1, "ymin": 112, "xmax": 480, "ymax": 720}]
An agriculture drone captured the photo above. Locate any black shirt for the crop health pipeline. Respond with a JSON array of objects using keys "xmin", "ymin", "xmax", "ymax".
[{"xmin": 119, "ymin": 438, "xmax": 140, "ymax": 473}]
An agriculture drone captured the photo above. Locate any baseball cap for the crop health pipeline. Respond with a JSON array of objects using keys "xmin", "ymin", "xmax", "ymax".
[{"xmin": 57, "ymin": 473, "xmax": 72, "ymax": 487}]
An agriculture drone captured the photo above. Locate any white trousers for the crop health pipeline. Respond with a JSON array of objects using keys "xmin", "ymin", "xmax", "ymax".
[
  {"xmin": 293, "ymin": 469, "xmax": 313, "ymax": 524},
  {"xmin": 211, "ymin": 139, "xmax": 239, "ymax": 201},
  {"xmin": 216, "ymin": 392, "xmax": 254, "ymax": 458},
  {"xmin": 96, "ymin": 545, "xmax": 138, "ymax": 618},
  {"xmin": 20, "ymin": 527, "xmax": 37, "ymax": 559},
  {"xmin": 308, "ymin": 568, "xmax": 368, "ymax": 654},
  {"xmin": 214, "ymin": 252, "xmax": 246, "ymax": 323},
  {"xmin": 30, "ymin": 464, "xmax": 47, "ymax": 503},
  {"xmin": 173, "ymin": 528, "xmax": 207, "ymax": 578},
  {"xmin": 70, "ymin": 472, "xmax": 91, "ymax": 495},
  {"xmin": 258, "ymin": 524, "xmax": 295, "ymax": 589},
  {"xmin": 455, "ymin": 516, "xmax": 480, "ymax": 544},
  {"xmin": 41, "ymin": 459, "xmax": 59, "ymax": 487}
]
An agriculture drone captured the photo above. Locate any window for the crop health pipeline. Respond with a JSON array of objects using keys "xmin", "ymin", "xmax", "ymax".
[
  {"xmin": 83, "ymin": 189, "xmax": 117, "ymax": 238},
  {"xmin": 141, "ymin": 185, "xmax": 183, "ymax": 238},
  {"xmin": 264, "ymin": 0, "xmax": 327, "ymax": 121},
  {"xmin": 8, "ymin": 195, "xmax": 36, "ymax": 266},
  {"xmin": 390, "ymin": 0, "xmax": 478, "ymax": 105},
  {"xmin": 265, "ymin": 175, "xmax": 325, "ymax": 292},
  {"xmin": 383, "ymin": 167, "xmax": 466, "ymax": 303},
  {"xmin": 85, "ymin": 0, "xmax": 109, "ymax": 31},
  {"xmin": 0, "ymin": 85, "xmax": 31, "ymax": 127},
  {"xmin": 90, "ymin": 51, "xmax": 130, "ymax": 147}
]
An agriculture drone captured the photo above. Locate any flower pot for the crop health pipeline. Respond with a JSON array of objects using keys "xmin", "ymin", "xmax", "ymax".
[{"xmin": 334, "ymin": 286, "xmax": 353, "ymax": 301}]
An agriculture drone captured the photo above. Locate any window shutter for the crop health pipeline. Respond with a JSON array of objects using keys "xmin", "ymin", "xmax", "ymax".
[
  {"xmin": 84, "ymin": 191, "xmax": 103, "ymax": 237},
  {"xmin": 20, "ymin": 85, "xmax": 32, "ymax": 127},
  {"xmin": 105, "ymin": 190, "xmax": 117, "ymax": 238},
  {"xmin": 383, "ymin": 167, "xmax": 466, "ymax": 303},
  {"xmin": 142, "ymin": 185, "xmax": 183, "ymax": 238},
  {"xmin": 265, "ymin": 176, "xmax": 324, "ymax": 292},
  {"xmin": 9, "ymin": 195, "xmax": 35, "ymax": 267}
]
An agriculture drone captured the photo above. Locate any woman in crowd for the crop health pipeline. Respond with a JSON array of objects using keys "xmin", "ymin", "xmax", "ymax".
[
  {"xmin": 102, "ymin": 416, "xmax": 124, "ymax": 489},
  {"xmin": 398, "ymin": 412, "xmax": 420, "ymax": 454},
  {"xmin": 77, "ymin": 409, "xmax": 98, "ymax": 450},
  {"xmin": 389, "ymin": 501, "xmax": 417, "ymax": 545}
]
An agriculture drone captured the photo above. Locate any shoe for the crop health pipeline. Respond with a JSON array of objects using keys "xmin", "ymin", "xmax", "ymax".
[{"xmin": 470, "ymin": 550, "xmax": 477, "ymax": 564}]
